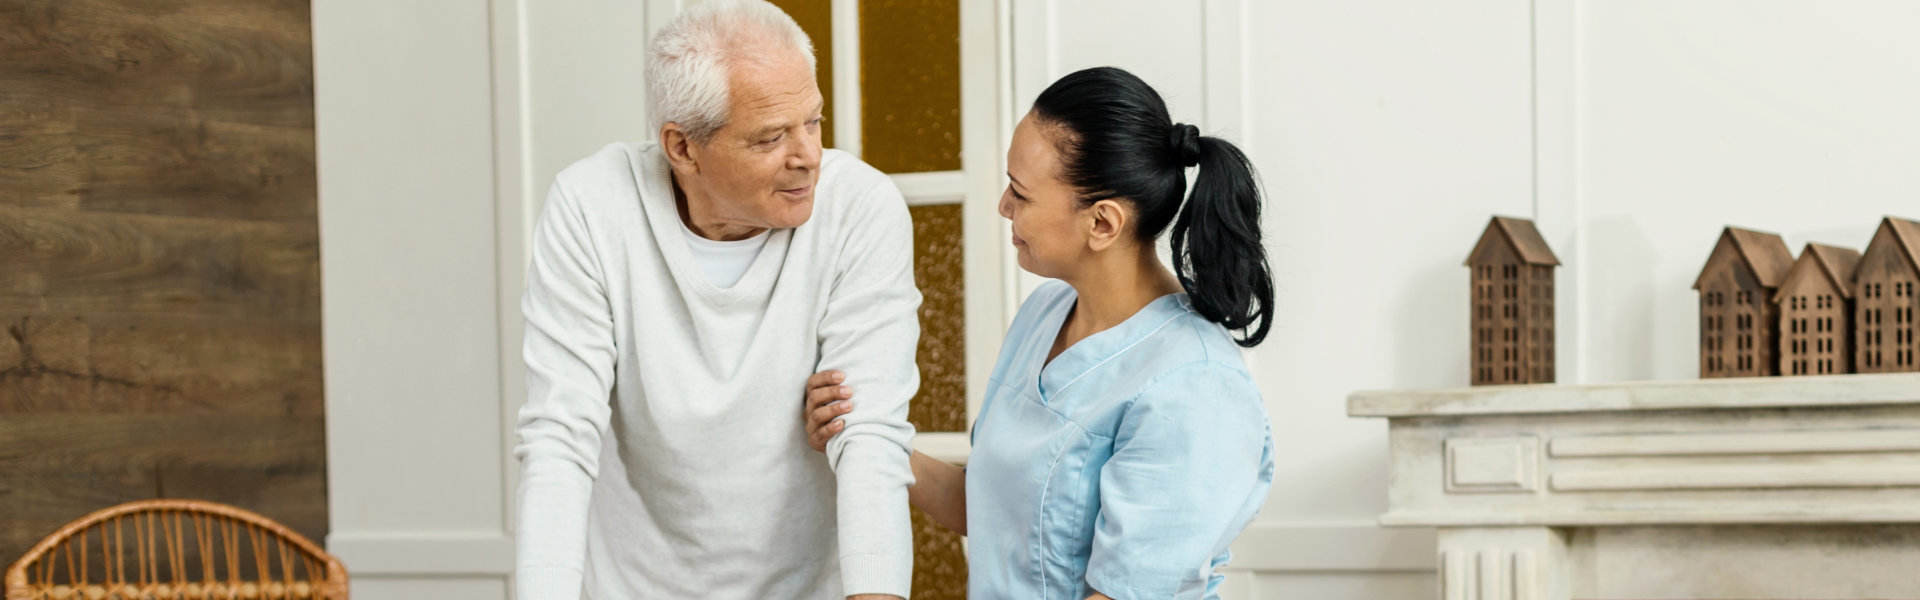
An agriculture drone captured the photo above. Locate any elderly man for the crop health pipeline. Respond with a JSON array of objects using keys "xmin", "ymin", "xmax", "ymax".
[{"xmin": 512, "ymin": 1, "xmax": 918, "ymax": 598}]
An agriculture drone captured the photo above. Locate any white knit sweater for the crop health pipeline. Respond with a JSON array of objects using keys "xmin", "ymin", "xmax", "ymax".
[{"xmin": 514, "ymin": 142, "xmax": 919, "ymax": 599}]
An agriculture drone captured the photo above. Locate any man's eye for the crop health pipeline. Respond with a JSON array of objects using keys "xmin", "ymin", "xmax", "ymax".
[{"xmin": 761, "ymin": 135, "xmax": 783, "ymax": 145}]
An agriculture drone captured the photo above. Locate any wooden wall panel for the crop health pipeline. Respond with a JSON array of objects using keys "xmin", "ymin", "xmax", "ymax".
[{"xmin": 0, "ymin": 0, "xmax": 323, "ymax": 567}]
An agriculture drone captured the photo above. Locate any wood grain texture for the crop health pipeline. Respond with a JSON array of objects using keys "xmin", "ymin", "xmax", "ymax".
[
  {"xmin": 0, "ymin": 414, "xmax": 328, "ymax": 569},
  {"xmin": 0, "ymin": 0, "xmax": 322, "ymax": 567}
]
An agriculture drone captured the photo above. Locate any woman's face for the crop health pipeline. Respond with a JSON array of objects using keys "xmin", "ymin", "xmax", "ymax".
[{"xmin": 1000, "ymin": 112, "xmax": 1091, "ymax": 280}]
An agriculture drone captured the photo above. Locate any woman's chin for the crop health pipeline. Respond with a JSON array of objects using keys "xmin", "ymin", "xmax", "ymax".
[{"xmin": 1012, "ymin": 249, "xmax": 1051, "ymax": 278}]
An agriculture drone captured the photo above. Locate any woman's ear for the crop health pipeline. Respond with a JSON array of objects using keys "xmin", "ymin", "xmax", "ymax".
[
  {"xmin": 660, "ymin": 124, "xmax": 699, "ymax": 173},
  {"xmin": 1085, "ymin": 199, "xmax": 1130, "ymax": 252}
]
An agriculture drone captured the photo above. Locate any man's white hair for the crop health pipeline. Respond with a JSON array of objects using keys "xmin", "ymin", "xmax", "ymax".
[{"xmin": 646, "ymin": 0, "xmax": 817, "ymax": 145}]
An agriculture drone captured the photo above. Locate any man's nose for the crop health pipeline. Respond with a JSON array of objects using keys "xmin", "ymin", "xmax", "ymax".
[{"xmin": 788, "ymin": 136, "xmax": 821, "ymax": 171}]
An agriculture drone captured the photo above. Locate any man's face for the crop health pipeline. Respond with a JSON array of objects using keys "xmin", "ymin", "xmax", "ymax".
[{"xmin": 677, "ymin": 48, "xmax": 825, "ymax": 232}]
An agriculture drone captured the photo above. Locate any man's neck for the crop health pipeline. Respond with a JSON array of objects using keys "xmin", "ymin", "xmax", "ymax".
[{"xmin": 672, "ymin": 173, "xmax": 769, "ymax": 242}]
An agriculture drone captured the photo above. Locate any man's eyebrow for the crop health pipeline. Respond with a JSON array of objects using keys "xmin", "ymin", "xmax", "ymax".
[{"xmin": 746, "ymin": 122, "xmax": 785, "ymax": 139}]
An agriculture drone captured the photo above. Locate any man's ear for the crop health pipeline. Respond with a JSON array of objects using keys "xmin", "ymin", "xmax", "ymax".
[
  {"xmin": 1086, "ymin": 199, "xmax": 1129, "ymax": 252},
  {"xmin": 660, "ymin": 123, "xmax": 699, "ymax": 173}
]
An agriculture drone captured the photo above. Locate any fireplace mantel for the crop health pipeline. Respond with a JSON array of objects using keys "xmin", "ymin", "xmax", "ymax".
[{"xmin": 1349, "ymin": 373, "xmax": 1920, "ymax": 600}]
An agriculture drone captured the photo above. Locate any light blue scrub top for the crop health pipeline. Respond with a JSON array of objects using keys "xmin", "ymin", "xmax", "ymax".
[{"xmin": 966, "ymin": 281, "xmax": 1275, "ymax": 600}]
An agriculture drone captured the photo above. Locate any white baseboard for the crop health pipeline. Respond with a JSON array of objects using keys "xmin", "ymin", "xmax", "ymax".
[
  {"xmin": 1225, "ymin": 522, "xmax": 1437, "ymax": 572},
  {"xmin": 325, "ymin": 523, "xmax": 1433, "ymax": 577},
  {"xmin": 327, "ymin": 530, "xmax": 514, "ymax": 576}
]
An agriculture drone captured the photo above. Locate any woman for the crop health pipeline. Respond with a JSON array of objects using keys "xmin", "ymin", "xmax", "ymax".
[{"xmin": 803, "ymin": 66, "xmax": 1274, "ymax": 599}]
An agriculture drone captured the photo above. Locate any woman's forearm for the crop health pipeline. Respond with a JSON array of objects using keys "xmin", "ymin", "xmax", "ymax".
[{"xmin": 906, "ymin": 450, "xmax": 967, "ymax": 535}]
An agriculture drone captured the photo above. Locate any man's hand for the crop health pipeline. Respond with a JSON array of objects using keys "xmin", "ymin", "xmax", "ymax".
[{"xmin": 803, "ymin": 369, "xmax": 855, "ymax": 452}]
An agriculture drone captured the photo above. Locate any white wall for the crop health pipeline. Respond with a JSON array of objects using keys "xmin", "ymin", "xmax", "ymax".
[
  {"xmin": 314, "ymin": 0, "xmax": 514, "ymax": 597},
  {"xmin": 1024, "ymin": 0, "xmax": 1920, "ymax": 597},
  {"xmin": 317, "ymin": 0, "xmax": 1920, "ymax": 598},
  {"xmin": 317, "ymin": 0, "xmax": 670, "ymax": 596},
  {"xmin": 1569, "ymin": 0, "xmax": 1920, "ymax": 383}
]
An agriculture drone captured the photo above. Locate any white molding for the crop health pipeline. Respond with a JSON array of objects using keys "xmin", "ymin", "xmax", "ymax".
[
  {"xmin": 1226, "ymin": 523, "xmax": 1438, "ymax": 572},
  {"xmin": 1201, "ymin": 0, "xmax": 1254, "ymax": 382},
  {"xmin": 1532, "ymin": 0, "xmax": 1584, "ymax": 384},
  {"xmin": 1446, "ymin": 436, "xmax": 1542, "ymax": 494},
  {"xmin": 1004, "ymin": 0, "xmax": 1051, "ymax": 315},
  {"xmin": 890, "ymin": 170, "xmax": 967, "ymax": 206},
  {"xmin": 1349, "ymin": 372, "xmax": 1920, "ymax": 417},
  {"xmin": 995, "ymin": 0, "xmax": 1020, "ymax": 330},
  {"xmin": 1381, "ymin": 506, "xmax": 1920, "ymax": 528},
  {"xmin": 328, "ymin": 531, "xmax": 515, "ymax": 576},
  {"xmin": 1200, "ymin": 0, "xmax": 1247, "ymax": 140},
  {"xmin": 831, "ymin": 0, "xmax": 862, "ymax": 158},
  {"xmin": 488, "ymin": 0, "xmax": 531, "ymax": 544},
  {"xmin": 963, "ymin": 0, "xmax": 1010, "ymax": 421},
  {"xmin": 1551, "ymin": 465, "xmax": 1920, "ymax": 492},
  {"xmin": 1551, "ymin": 428, "xmax": 1920, "ymax": 457},
  {"xmin": 913, "ymin": 432, "xmax": 971, "ymax": 464}
]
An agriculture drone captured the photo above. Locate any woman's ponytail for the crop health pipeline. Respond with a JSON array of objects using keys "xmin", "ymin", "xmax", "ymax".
[{"xmin": 1171, "ymin": 134, "xmax": 1273, "ymax": 347}]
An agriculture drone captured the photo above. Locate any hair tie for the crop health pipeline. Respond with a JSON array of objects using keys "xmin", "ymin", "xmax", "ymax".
[{"xmin": 1168, "ymin": 123, "xmax": 1201, "ymax": 167}]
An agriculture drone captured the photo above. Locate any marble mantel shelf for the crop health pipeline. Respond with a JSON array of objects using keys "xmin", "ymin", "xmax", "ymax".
[
  {"xmin": 1348, "ymin": 373, "xmax": 1920, "ymax": 599},
  {"xmin": 1350, "ymin": 372, "xmax": 1920, "ymax": 418}
]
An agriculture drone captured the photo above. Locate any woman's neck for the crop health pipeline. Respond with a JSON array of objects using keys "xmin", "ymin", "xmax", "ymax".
[{"xmin": 1050, "ymin": 247, "xmax": 1184, "ymax": 362}]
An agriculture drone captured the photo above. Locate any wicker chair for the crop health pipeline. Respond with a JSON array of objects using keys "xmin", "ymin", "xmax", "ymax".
[{"xmin": 4, "ymin": 500, "xmax": 347, "ymax": 600}]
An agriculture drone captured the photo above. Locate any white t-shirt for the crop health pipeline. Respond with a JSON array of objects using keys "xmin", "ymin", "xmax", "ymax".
[{"xmin": 679, "ymin": 219, "xmax": 770, "ymax": 289}]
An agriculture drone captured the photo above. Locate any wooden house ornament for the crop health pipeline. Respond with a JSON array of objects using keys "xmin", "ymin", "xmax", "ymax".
[
  {"xmin": 1775, "ymin": 243, "xmax": 1860, "ymax": 376},
  {"xmin": 1854, "ymin": 216, "xmax": 1920, "ymax": 373},
  {"xmin": 1465, "ymin": 216, "xmax": 1560, "ymax": 386},
  {"xmin": 1694, "ymin": 227, "xmax": 1794, "ymax": 378}
]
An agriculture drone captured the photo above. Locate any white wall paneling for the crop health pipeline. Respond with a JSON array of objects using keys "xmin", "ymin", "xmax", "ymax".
[
  {"xmin": 318, "ymin": 0, "xmax": 657, "ymax": 596},
  {"xmin": 318, "ymin": 0, "xmax": 1920, "ymax": 597},
  {"xmin": 315, "ymin": 0, "xmax": 515, "ymax": 597}
]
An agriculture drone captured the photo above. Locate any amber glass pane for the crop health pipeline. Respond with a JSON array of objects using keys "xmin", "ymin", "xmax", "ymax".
[
  {"xmin": 859, "ymin": 0, "xmax": 961, "ymax": 173},
  {"xmin": 766, "ymin": 0, "xmax": 834, "ymax": 148},
  {"xmin": 911, "ymin": 204, "xmax": 967, "ymax": 596},
  {"xmin": 908, "ymin": 203, "xmax": 965, "ymax": 432},
  {"xmin": 912, "ymin": 506, "xmax": 967, "ymax": 599}
]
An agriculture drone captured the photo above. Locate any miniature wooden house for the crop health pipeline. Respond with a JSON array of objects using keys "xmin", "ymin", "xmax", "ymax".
[
  {"xmin": 1465, "ymin": 217, "xmax": 1560, "ymax": 386},
  {"xmin": 1694, "ymin": 227, "xmax": 1794, "ymax": 378},
  {"xmin": 1854, "ymin": 216, "xmax": 1920, "ymax": 373},
  {"xmin": 1775, "ymin": 243, "xmax": 1860, "ymax": 376}
]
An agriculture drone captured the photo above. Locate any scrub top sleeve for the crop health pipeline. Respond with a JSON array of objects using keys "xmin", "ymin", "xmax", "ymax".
[{"xmin": 1084, "ymin": 360, "xmax": 1269, "ymax": 600}]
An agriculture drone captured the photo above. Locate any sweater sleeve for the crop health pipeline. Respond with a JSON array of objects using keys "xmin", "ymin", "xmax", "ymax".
[
  {"xmin": 816, "ymin": 179, "xmax": 923, "ymax": 598},
  {"xmin": 513, "ymin": 181, "xmax": 619, "ymax": 600}
]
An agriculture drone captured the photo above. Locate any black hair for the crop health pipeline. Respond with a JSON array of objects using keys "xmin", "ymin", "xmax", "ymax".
[{"xmin": 1030, "ymin": 66, "xmax": 1274, "ymax": 347}]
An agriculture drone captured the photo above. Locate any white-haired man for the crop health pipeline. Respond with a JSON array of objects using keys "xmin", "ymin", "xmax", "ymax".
[{"xmin": 513, "ymin": 1, "xmax": 917, "ymax": 598}]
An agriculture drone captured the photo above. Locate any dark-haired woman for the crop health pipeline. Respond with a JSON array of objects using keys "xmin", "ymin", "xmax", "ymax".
[{"xmin": 802, "ymin": 66, "xmax": 1274, "ymax": 600}]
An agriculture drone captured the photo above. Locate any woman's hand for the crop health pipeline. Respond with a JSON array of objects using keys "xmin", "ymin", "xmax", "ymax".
[{"xmin": 802, "ymin": 370, "xmax": 855, "ymax": 452}]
